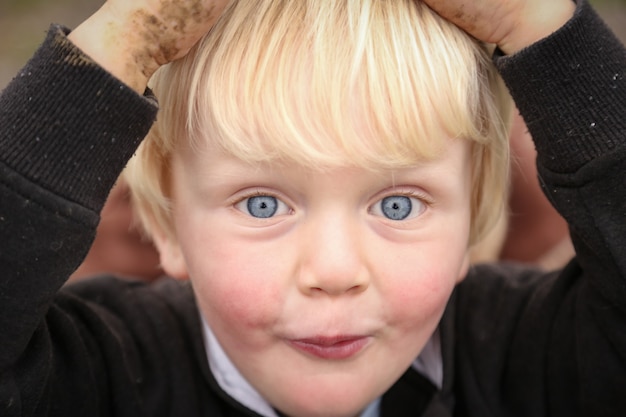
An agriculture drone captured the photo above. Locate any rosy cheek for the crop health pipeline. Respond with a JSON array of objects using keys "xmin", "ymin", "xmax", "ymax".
[
  {"xmin": 384, "ymin": 268, "xmax": 456, "ymax": 328},
  {"xmin": 192, "ymin": 250, "xmax": 285, "ymax": 332}
]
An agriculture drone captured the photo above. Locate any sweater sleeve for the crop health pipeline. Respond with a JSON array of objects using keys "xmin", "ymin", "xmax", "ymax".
[
  {"xmin": 468, "ymin": 1, "xmax": 626, "ymax": 415},
  {"xmin": 0, "ymin": 25, "xmax": 158, "ymax": 414},
  {"xmin": 495, "ymin": 0, "xmax": 626, "ymax": 307}
]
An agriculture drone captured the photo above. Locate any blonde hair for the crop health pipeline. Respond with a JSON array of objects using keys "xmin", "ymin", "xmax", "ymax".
[{"xmin": 125, "ymin": 0, "xmax": 511, "ymax": 246}]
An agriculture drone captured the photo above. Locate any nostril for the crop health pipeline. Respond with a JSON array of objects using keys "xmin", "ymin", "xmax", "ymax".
[
  {"xmin": 347, "ymin": 283, "xmax": 368, "ymax": 294},
  {"xmin": 304, "ymin": 280, "xmax": 369, "ymax": 297}
]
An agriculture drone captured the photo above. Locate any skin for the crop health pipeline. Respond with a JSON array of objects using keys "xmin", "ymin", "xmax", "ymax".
[
  {"xmin": 422, "ymin": 0, "xmax": 576, "ymax": 54},
  {"xmin": 152, "ymin": 137, "xmax": 473, "ymax": 417},
  {"xmin": 68, "ymin": 0, "xmax": 229, "ymax": 93}
]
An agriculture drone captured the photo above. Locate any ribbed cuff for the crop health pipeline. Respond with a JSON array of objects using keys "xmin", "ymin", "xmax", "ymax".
[
  {"xmin": 0, "ymin": 25, "xmax": 158, "ymax": 212},
  {"xmin": 495, "ymin": 0, "xmax": 626, "ymax": 174}
]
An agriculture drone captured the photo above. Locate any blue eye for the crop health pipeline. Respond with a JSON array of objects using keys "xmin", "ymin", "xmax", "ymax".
[
  {"xmin": 235, "ymin": 194, "xmax": 290, "ymax": 219},
  {"xmin": 246, "ymin": 195, "xmax": 279, "ymax": 218},
  {"xmin": 381, "ymin": 196, "xmax": 412, "ymax": 220},
  {"xmin": 370, "ymin": 195, "xmax": 425, "ymax": 221}
]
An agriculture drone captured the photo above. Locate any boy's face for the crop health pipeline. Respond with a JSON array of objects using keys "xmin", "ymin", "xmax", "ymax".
[{"xmin": 156, "ymin": 136, "xmax": 472, "ymax": 417}]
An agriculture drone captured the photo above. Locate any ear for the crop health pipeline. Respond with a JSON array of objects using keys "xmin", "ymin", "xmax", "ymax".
[
  {"xmin": 150, "ymin": 225, "xmax": 190, "ymax": 281},
  {"xmin": 456, "ymin": 252, "xmax": 470, "ymax": 284}
]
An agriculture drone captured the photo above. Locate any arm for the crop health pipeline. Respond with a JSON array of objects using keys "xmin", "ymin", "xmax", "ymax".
[
  {"xmin": 0, "ymin": 24, "xmax": 157, "ymax": 381},
  {"xmin": 494, "ymin": 9, "xmax": 626, "ymax": 410},
  {"xmin": 0, "ymin": 1, "xmax": 226, "ymax": 413},
  {"xmin": 494, "ymin": 1, "xmax": 626, "ymax": 291}
]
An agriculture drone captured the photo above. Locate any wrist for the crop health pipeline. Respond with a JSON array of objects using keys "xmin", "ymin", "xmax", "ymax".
[
  {"xmin": 68, "ymin": 5, "xmax": 160, "ymax": 93},
  {"xmin": 499, "ymin": 0, "xmax": 576, "ymax": 55}
]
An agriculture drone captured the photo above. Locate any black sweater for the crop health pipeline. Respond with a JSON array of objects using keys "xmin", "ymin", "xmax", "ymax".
[{"xmin": 1, "ymin": 1, "xmax": 625, "ymax": 416}]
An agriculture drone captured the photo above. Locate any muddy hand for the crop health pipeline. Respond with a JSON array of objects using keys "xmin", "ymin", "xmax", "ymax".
[
  {"xmin": 69, "ymin": 0, "xmax": 229, "ymax": 92},
  {"xmin": 421, "ymin": 0, "xmax": 575, "ymax": 54}
]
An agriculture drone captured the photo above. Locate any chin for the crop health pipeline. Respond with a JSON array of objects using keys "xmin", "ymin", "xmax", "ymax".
[
  {"xmin": 275, "ymin": 404, "xmax": 366, "ymax": 417},
  {"xmin": 270, "ymin": 379, "xmax": 382, "ymax": 417}
]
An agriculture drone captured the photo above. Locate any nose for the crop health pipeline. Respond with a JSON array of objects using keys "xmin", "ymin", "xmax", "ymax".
[{"xmin": 297, "ymin": 212, "xmax": 370, "ymax": 297}]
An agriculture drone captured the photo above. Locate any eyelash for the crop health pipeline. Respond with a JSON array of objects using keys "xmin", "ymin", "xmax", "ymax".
[
  {"xmin": 377, "ymin": 189, "xmax": 433, "ymax": 205},
  {"xmin": 235, "ymin": 190, "xmax": 277, "ymax": 200}
]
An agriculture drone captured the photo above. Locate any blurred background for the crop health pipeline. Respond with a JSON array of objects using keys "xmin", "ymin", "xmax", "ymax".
[{"xmin": 1, "ymin": 0, "xmax": 625, "ymax": 88}]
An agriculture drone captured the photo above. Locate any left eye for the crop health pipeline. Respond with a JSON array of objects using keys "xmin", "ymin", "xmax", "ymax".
[
  {"xmin": 235, "ymin": 195, "xmax": 290, "ymax": 218},
  {"xmin": 370, "ymin": 195, "xmax": 425, "ymax": 221}
]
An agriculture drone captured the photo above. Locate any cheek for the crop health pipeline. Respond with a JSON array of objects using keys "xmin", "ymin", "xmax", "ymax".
[
  {"xmin": 385, "ymin": 268, "xmax": 454, "ymax": 329},
  {"xmin": 178, "ymin": 226, "xmax": 287, "ymax": 331},
  {"xmin": 376, "ymin": 241, "xmax": 466, "ymax": 332}
]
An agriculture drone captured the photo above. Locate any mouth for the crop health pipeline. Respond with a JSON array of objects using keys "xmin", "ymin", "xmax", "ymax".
[{"xmin": 288, "ymin": 336, "xmax": 371, "ymax": 360}]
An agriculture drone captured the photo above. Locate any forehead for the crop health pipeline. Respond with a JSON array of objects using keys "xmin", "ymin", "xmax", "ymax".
[{"xmin": 177, "ymin": 130, "xmax": 472, "ymax": 188}]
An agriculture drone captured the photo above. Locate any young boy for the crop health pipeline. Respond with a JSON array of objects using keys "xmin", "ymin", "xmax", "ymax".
[
  {"xmin": 1, "ymin": 1, "xmax": 624, "ymax": 417},
  {"xmin": 125, "ymin": 2, "xmax": 510, "ymax": 416}
]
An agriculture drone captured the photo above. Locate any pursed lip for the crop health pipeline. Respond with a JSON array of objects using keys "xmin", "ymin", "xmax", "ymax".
[{"xmin": 288, "ymin": 335, "xmax": 371, "ymax": 360}]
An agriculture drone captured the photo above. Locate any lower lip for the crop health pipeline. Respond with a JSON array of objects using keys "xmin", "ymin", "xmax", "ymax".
[{"xmin": 289, "ymin": 337, "xmax": 370, "ymax": 360}]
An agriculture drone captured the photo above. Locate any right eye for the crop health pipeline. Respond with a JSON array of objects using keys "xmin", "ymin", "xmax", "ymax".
[
  {"xmin": 235, "ymin": 194, "xmax": 290, "ymax": 218},
  {"xmin": 369, "ymin": 193, "xmax": 426, "ymax": 221}
]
